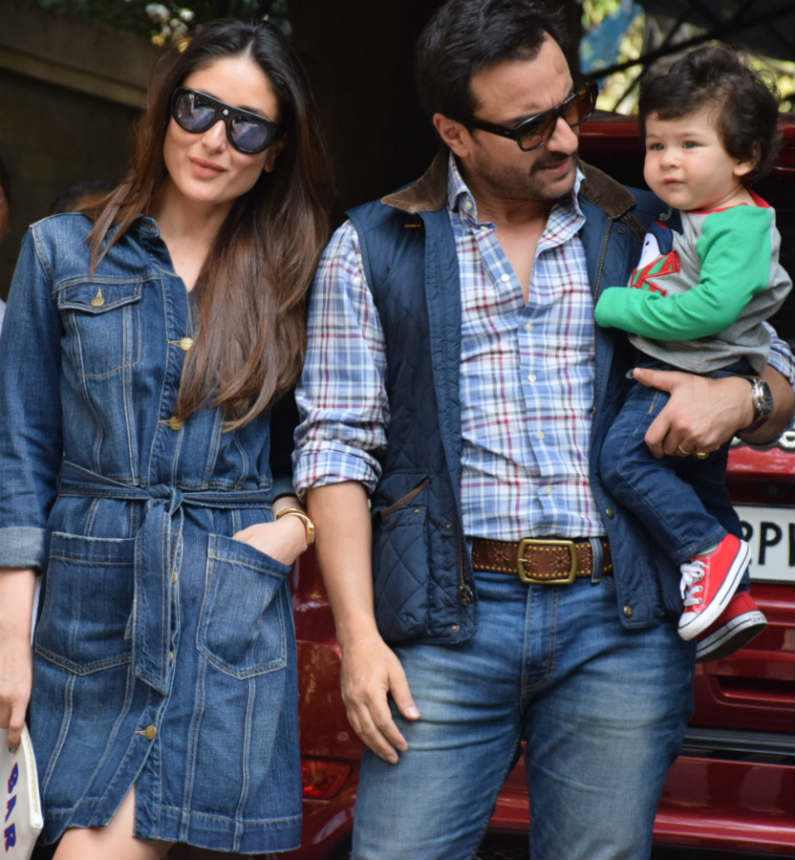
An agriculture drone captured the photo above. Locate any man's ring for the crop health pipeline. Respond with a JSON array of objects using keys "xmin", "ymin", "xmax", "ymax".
[
  {"xmin": 695, "ymin": 451, "xmax": 708, "ymax": 459},
  {"xmin": 676, "ymin": 444, "xmax": 690, "ymax": 456}
]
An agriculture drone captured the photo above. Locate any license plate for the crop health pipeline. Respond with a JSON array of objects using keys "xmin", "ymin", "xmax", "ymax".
[{"xmin": 734, "ymin": 504, "xmax": 795, "ymax": 584}]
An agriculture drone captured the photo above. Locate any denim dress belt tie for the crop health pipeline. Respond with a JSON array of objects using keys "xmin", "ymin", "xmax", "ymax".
[{"xmin": 57, "ymin": 461, "xmax": 273, "ymax": 695}]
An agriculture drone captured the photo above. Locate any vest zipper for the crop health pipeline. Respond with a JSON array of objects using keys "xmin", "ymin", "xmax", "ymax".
[{"xmin": 458, "ymin": 537, "xmax": 473, "ymax": 605}]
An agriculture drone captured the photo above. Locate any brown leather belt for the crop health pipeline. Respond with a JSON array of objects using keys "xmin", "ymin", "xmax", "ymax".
[{"xmin": 471, "ymin": 536, "xmax": 612, "ymax": 585}]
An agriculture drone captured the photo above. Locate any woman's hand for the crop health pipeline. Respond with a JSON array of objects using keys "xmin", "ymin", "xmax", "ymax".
[
  {"xmin": 233, "ymin": 515, "xmax": 308, "ymax": 567},
  {"xmin": 0, "ymin": 631, "xmax": 33, "ymax": 750},
  {"xmin": 0, "ymin": 568, "xmax": 37, "ymax": 750}
]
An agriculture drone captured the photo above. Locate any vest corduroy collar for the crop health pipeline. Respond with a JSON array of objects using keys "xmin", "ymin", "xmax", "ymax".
[{"xmin": 380, "ymin": 149, "xmax": 640, "ymax": 221}]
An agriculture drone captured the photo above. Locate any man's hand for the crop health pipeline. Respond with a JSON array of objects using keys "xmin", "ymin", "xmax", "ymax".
[
  {"xmin": 634, "ymin": 363, "xmax": 795, "ymax": 458},
  {"xmin": 306, "ymin": 481, "xmax": 420, "ymax": 763},
  {"xmin": 633, "ymin": 368, "xmax": 753, "ymax": 458},
  {"xmin": 339, "ymin": 632, "xmax": 420, "ymax": 764}
]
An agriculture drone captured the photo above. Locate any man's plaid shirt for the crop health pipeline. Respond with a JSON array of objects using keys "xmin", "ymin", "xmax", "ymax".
[{"xmin": 293, "ymin": 156, "xmax": 795, "ymax": 541}]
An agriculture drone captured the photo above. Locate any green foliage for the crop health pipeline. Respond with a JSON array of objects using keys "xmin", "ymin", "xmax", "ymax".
[
  {"xmin": 582, "ymin": 0, "xmax": 624, "ymax": 30},
  {"xmin": 581, "ymin": 0, "xmax": 794, "ymax": 114},
  {"xmin": 36, "ymin": 0, "xmax": 291, "ymax": 44}
]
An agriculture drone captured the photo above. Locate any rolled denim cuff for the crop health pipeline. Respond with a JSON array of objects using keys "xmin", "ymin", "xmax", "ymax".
[{"xmin": 0, "ymin": 526, "xmax": 48, "ymax": 571}]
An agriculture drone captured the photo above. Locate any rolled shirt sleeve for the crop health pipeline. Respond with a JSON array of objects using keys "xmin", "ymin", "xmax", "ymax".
[
  {"xmin": 292, "ymin": 220, "xmax": 389, "ymax": 498},
  {"xmin": 765, "ymin": 322, "xmax": 795, "ymax": 390}
]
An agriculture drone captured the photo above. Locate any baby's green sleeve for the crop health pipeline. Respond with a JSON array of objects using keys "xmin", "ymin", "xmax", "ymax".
[{"xmin": 594, "ymin": 206, "xmax": 772, "ymax": 341}]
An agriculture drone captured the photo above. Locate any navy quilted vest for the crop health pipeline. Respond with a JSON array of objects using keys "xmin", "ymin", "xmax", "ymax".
[{"xmin": 347, "ymin": 162, "xmax": 680, "ymax": 646}]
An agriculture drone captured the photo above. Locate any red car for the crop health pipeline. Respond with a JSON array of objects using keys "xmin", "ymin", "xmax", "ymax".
[{"xmin": 285, "ymin": 115, "xmax": 795, "ymax": 860}]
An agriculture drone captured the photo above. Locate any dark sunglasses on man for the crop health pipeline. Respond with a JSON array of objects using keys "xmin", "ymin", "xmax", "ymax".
[
  {"xmin": 469, "ymin": 81, "xmax": 598, "ymax": 151},
  {"xmin": 170, "ymin": 87, "xmax": 283, "ymax": 155}
]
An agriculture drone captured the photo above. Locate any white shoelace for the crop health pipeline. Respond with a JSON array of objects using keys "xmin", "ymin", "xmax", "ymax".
[{"xmin": 679, "ymin": 560, "xmax": 706, "ymax": 607}]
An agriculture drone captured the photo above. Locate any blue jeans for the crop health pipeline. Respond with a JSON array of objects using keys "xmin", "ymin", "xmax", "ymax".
[
  {"xmin": 599, "ymin": 359, "xmax": 750, "ymax": 565},
  {"xmin": 352, "ymin": 570, "xmax": 695, "ymax": 860}
]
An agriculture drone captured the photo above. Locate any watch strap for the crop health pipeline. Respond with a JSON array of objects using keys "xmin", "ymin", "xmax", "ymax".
[{"xmin": 738, "ymin": 375, "xmax": 773, "ymax": 433}]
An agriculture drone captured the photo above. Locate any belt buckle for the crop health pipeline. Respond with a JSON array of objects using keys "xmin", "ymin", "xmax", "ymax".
[{"xmin": 517, "ymin": 538, "xmax": 578, "ymax": 585}]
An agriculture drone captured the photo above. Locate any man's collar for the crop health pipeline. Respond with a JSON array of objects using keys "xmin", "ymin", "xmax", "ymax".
[
  {"xmin": 380, "ymin": 148, "xmax": 640, "ymax": 220},
  {"xmin": 446, "ymin": 154, "xmax": 475, "ymax": 218}
]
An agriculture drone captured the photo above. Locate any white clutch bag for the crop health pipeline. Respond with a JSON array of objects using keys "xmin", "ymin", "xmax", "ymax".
[{"xmin": 1, "ymin": 725, "xmax": 43, "ymax": 860}]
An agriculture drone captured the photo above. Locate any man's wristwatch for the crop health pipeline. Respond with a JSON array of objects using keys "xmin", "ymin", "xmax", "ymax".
[
  {"xmin": 739, "ymin": 376, "xmax": 774, "ymax": 432},
  {"xmin": 275, "ymin": 507, "xmax": 316, "ymax": 546}
]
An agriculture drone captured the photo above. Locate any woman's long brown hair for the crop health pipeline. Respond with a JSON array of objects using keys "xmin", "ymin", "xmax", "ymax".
[{"xmin": 81, "ymin": 19, "xmax": 332, "ymax": 429}]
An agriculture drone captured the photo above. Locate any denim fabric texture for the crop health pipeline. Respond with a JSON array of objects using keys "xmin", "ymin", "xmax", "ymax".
[
  {"xmin": 600, "ymin": 357, "xmax": 752, "ymax": 569},
  {"xmin": 0, "ymin": 213, "xmax": 302, "ymax": 852},
  {"xmin": 352, "ymin": 570, "xmax": 695, "ymax": 860}
]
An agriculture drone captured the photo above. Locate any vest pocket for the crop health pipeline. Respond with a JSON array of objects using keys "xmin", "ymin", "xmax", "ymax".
[
  {"xmin": 57, "ymin": 281, "xmax": 142, "ymax": 379},
  {"xmin": 372, "ymin": 503, "xmax": 430, "ymax": 641},
  {"xmin": 197, "ymin": 534, "xmax": 290, "ymax": 678},
  {"xmin": 34, "ymin": 532, "xmax": 135, "ymax": 674}
]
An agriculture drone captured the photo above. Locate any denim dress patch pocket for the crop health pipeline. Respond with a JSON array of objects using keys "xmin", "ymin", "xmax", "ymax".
[
  {"xmin": 56, "ymin": 280, "xmax": 143, "ymax": 379},
  {"xmin": 197, "ymin": 534, "xmax": 291, "ymax": 679},
  {"xmin": 34, "ymin": 532, "xmax": 135, "ymax": 674}
]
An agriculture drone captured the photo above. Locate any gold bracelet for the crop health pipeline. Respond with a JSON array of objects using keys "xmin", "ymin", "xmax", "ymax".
[{"xmin": 275, "ymin": 506, "xmax": 315, "ymax": 546}]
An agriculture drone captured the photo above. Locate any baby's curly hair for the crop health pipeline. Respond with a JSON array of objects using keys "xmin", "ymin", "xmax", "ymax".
[{"xmin": 639, "ymin": 44, "xmax": 780, "ymax": 185}]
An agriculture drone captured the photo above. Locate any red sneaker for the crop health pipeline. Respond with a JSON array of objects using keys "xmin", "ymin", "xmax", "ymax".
[
  {"xmin": 678, "ymin": 534, "xmax": 750, "ymax": 640},
  {"xmin": 696, "ymin": 591, "xmax": 767, "ymax": 662}
]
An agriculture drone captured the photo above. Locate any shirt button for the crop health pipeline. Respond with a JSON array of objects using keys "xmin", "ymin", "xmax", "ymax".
[
  {"xmin": 166, "ymin": 416, "xmax": 183, "ymax": 431},
  {"xmin": 605, "ymin": 507, "xmax": 615, "ymax": 519},
  {"xmin": 501, "ymin": 273, "xmax": 511, "ymax": 282},
  {"xmin": 463, "ymin": 199, "xmax": 473, "ymax": 211},
  {"xmin": 544, "ymin": 486, "xmax": 553, "ymax": 495},
  {"xmin": 525, "ymin": 322, "xmax": 532, "ymax": 332},
  {"xmin": 172, "ymin": 571, "xmax": 178, "ymax": 584},
  {"xmin": 178, "ymin": 337, "xmax": 194, "ymax": 351},
  {"xmin": 623, "ymin": 605, "xmax": 634, "ymax": 618},
  {"xmin": 138, "ymin": 725, "xmax": 157, "ymax": 740},
  {"xmin": 528, "ymin": 373, "xmax": 536, "ymax": 382},
  {"xmin": 536, "ymin": 431, "xmax": 544, "ymax": 441},
  {"xmin": 169, "ymin": 651, "xmax": 174, "ymax": 664}
]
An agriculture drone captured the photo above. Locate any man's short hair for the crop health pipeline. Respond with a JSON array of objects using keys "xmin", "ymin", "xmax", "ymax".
[
  {"xmin": 415, "ymin": 0, "xmax": 565, "ymax": 124},
  {"xmin": 639, "ymin": 45, "xmax": 780, "ymax": 184}
]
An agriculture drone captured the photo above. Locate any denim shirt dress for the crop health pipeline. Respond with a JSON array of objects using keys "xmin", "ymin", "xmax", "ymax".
[{"xmin": 0, "ymin": 213, "xmax": 302, "ymax": 853}]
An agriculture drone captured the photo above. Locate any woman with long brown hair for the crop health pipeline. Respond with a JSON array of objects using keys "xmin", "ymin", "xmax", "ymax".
[{"xmin": 0, "ymin": 18, "xmax": 330, "ymax": 858}]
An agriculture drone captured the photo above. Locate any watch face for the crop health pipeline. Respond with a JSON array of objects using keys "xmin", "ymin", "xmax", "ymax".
[{"xmin": 753, "ymin": 379, "xmax": 774, "ymax": 416}]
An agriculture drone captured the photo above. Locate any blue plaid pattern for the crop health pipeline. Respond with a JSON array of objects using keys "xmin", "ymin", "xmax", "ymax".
[{"xmin": 294, "ymin": 156, "xmax": 795, "ymax": 540}]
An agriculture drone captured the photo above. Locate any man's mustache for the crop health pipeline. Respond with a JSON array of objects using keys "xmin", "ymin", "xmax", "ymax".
[{"xmin": 532, "ymin": 151, "xmax": 573, "ymax": 171}]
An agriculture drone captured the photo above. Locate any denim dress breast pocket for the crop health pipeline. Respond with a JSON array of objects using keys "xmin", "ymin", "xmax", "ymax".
[{"xmin": 56, "ymin": 279, "xmax": 143, "ymax": 380}]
